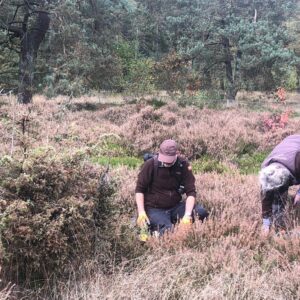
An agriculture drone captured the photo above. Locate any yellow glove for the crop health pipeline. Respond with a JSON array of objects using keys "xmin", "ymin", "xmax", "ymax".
[
  {"xmin": 137, "ymin": 211, "xmax": 150, "ymax": 227},
  {"xmin": 181, "ymin": 214, "xmax": 192, "ymax": 225}
]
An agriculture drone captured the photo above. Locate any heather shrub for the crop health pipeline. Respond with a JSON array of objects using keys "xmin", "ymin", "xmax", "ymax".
[
  {"xmin": 100, "ymin": 105, "xmax": 137, "ymax": 126},
  {"xmin": 53, "ymin": 172, "xmax": 300, "ymax": 300},
  {"xmin": 1, "ymin": 95, "xmax": 300, "ymax": 299},
  {"xmin": 0, "ymin": 148, "xmax": 115, "ymax": 284},
  {"xmin": 121, "ymin": 104, "xmax": 275, "ymax": 160}
]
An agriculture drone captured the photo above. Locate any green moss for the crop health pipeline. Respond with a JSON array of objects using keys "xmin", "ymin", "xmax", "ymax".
[
  {"xmin": 192, "ymin": 156, "xmax": 228, "ymax": 174},
  {"xmin": 91, "ymin": 135, "xmax": 133, "ymax": 157},
  {"xmin": 92, "ymin": 156, "xmax": 142, "ymax": 168},
  {"xmin": 235, "ymin": 151, "xmax": 268, "ymax": 175}
]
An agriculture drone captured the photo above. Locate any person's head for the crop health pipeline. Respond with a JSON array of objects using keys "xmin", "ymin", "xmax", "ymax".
[
  {"xmin": 158, "ymin": 139, "xmax": 178, "ymax": 167},
  {"xmin": 259, "ymin": 163, "xmax": 291, "ymax": 193}
]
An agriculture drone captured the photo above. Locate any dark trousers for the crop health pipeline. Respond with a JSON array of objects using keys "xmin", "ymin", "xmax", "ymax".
[
  {"xmin": 261, "ymin": 185, "xmax": 289, "ymax": 230},
  {"xmin": 146, "ymin": 201, "xmax": 208, "ymax": 235}
]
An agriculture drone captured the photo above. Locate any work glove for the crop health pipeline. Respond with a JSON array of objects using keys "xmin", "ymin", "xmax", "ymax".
[
  {"xmin": 180, "ymin": 214, "xmax": 192, "ymax": 225},
  {"xmin": 137, "ymin": 211, "xmax": 150, "ymax": 227},
  {"xmin": 179, "ymin": 214, "xmax": 192, "ymax": 229}
]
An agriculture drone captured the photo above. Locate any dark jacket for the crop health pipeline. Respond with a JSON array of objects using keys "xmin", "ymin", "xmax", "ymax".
[
  {"xmin": 135, "ymin": 157, "xmax": 196, "ymax": 209},
  {"xmin": 262, "ymin": 134, "xmax": 300, "ymax": 180}
]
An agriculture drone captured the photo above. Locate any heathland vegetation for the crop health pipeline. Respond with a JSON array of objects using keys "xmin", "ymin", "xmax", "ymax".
[
  {"xmin": 0, "ymin": 92, "xmax": 300, "ymax": 299},
  {"xmin": 0, "ymin": 0, "xmax": 300, "ymax": 299}
]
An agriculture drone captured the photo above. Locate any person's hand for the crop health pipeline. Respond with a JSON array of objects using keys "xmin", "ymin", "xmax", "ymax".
[
  {"xmin": 137, "ymin": 211, "xmax": 149, "ymax": 227},
  {"xmin": 294, "ymin": 193, "xmax": 300, "ymax": 207},
  {"xmin": 181, "ymin": 214, "xmax": 192, "ymax": 225}
]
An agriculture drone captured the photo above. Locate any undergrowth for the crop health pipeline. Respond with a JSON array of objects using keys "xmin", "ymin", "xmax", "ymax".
[{"xmin": 0, "ymin": 95, "xmax": 300, "ymax": 299}]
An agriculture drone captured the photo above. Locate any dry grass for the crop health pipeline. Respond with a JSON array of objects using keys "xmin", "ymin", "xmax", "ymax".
[
  {"xmin": 1, "ymin": 94, "xmax": 300, "ymax": 299},
  {"xmin": 56, "ymin": 173, "xmax": 300, "ymax": 300},
  {"xmin": 1, "ymin": 94, "xmax": 299, "ymax": 158}
]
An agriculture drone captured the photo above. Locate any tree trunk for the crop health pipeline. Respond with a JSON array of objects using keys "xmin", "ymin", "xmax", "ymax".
[
  {"xmin": 225, "ymin": 59, "xmax": 236, "ymax": 101},
  {"xmin": 222, "ymin": 36, "xmax": 237, "ymax": 104},
  {"xmin": 18, "ymin": 11, "xmax": 50, "ymax": 104}
]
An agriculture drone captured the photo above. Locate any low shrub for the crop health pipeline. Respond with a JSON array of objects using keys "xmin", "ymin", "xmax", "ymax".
[{"xmin": 0, "ymin": 148, "xmax": 115, "ymax": 285}]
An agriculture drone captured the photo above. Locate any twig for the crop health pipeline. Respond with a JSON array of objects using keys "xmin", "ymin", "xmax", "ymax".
[{"xmin": 10, "ymin": 91, "xmax": 15, "ymax": 157}]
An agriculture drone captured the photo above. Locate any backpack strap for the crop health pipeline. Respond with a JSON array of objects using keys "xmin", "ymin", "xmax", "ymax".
[
  {"xmin": 148, "ymin": 155, "xmax": 158, "ymax": 191},
  {"xmin": 148, "ymin": 156, "xmax": 184, "ymax": 191}
]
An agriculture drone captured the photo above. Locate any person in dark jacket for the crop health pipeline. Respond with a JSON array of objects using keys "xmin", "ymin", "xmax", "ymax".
[
  {"xmin": 259, "ymin": 134, "xmax": 300, "ymax": 233},
  {"xmin": 135, "ymin": 139, "xmax": 208, "ymax": 236}
]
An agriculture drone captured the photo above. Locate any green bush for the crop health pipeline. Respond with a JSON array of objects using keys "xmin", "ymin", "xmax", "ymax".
[
  {"xmin": 114, "ymin": 41, "xmax": 155, "ymax": 95},
  {"xmin": 125, "ymin": 59, "xmax": 155, "ymax": 96},
  {"xmin": 284, "ymin": 67, "xmax": 299, "ymax": 91}
]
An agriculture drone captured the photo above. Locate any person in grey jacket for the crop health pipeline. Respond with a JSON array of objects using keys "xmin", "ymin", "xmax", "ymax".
[{"xmin": 259, "ymin": 134, "xmax": 300, "ymax": 233}]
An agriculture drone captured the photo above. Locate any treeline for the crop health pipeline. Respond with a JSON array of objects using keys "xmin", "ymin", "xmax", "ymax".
[{"xmin": 0, "ymin": 0, "xmax": 299, "ymax": 102}]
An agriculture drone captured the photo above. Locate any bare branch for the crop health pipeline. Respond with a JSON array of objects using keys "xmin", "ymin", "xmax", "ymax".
[
  {"xmin": 11, "ymin": 4, "xmax": 22, "ymax": 25},
  {"xmin": 253, "ymin": 9, "xmax": 257, "ymax": 23}
]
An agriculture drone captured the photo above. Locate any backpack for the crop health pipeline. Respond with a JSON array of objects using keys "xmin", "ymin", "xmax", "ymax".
[{"xmin": 143, "ymin": 153, "xmax": 185, "ymax": 194}]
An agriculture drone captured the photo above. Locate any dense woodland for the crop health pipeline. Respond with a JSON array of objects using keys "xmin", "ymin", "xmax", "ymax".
[{"xmin": 0, "ymin": 0, "xmax": 300, "ymax": 103}]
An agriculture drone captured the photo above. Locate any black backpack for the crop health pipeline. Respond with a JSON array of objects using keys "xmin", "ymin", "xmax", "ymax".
[{"xmin": 143, "ymin": 153, "xmax": 185, "ymax": 194}]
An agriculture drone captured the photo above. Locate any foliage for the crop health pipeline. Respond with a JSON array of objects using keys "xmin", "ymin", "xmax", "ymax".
[
  {"xmin": 284, "ymin": 67, "xmax": 299, "ymax": 90},
  {"xmin": 0, "ymin": 149, "xmax": 115, "ymax": 284},
  {"xmin": 262, "ymin": 110, "xmax": 292, "ymax": 131},
  {"xmin": 234, "ymin": 151, "xmax": 269, "ymax": 175},
  {"xmin": 192, "ymin": 156, "xmax": 228, "ymax": 174},
  {"xmin": 177, "ymin": 90, "xmax": 224, "ymax": 109},
  {"xmin": 113, "ymin": 41, "xmax": 156, "ymax": 95},
  {"xmin": 0, "ymin": 96, "xmax": 300, "ymax": 297},
  {"xmin": 154, "ymin": 51, "xmax": 200, "ymax": 94},
  {"xmin": 0, "ymin": 0, "xmax": 299, "ymax": 99},
  {"xmin": 146, "ymin": 97, "xmax": 167, "ymax": 109}
]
